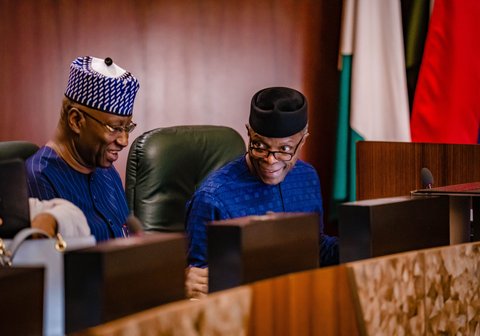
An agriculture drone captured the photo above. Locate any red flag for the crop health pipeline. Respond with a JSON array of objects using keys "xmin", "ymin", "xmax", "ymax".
[{"xmin": 410, "ymin": 0, "xmax": 480, "ymax": 143}]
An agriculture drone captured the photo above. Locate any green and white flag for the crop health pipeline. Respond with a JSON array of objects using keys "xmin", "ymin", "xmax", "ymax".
[{"xmin": 332, "ymin": 0, "xmax": 411, "ymax": 217}]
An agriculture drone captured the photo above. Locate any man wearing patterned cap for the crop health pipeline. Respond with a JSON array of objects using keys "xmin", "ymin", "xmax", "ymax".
[
  {"xmin": 26, "ymin": 56, "xmax": 140, "ymax": 241},
  {"xmin": 185, "ymin": 86, "xmax": 338, "ymax": 299}
]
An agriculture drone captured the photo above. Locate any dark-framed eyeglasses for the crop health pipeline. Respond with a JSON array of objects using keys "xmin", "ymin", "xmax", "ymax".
[
  {"xmin": 77, "ymin": 108, "xmax": 137, "ymax": 135},
  {"xmin": 249, "ymin": 134, "xmax": 305, "ymax": 161}
]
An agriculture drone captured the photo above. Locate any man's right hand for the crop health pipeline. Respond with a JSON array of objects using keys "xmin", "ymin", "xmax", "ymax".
[
  {"xmin": 31, "ymin": 213, "xmax": 57, "ymax": 238},
  {"xmin": 185, "ymin": 266, "xmax": 208, "ymax": 299}
]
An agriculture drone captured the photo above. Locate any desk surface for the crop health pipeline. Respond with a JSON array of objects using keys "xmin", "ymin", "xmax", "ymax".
[{"xmin": 412, "ymin": 182, "xmax": 480, "ymax": 196}]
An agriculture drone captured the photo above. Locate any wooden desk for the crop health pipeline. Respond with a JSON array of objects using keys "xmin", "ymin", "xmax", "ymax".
[{"xmin": 71, "ymin": 241, "xmax": 480, "ymax": 336}]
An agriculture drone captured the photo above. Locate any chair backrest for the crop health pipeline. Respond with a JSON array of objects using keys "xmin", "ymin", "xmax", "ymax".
[
  {"xmin": 0, "ymin": 141, "xmax": 39, "ymax": 161},
  {"xmin": 126, "ymin": 125, "xmax": 246, "ymax": 232}
]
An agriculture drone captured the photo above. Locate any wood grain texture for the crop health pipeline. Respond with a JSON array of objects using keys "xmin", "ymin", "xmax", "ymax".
[
  {"xmin": 249, "ymin": 267, "xmax": 360, "ymax": 336},
  {"xmin": 356, "ymin": 141, "xmax": 480, "ymax": 200}
]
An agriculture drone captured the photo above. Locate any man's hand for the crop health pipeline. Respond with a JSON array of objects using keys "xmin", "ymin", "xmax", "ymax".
[
  {"xmin": 185, "ymin": 266, "xmax": 208, "ymax": 299},
  {"xmin": 31, "ymin": 213, "xmax": 57, "ymax": 238}
]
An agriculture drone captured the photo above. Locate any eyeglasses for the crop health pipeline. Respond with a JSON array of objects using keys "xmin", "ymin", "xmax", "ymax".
[
  {"xmin": 249, "ymin": 134, "xmax": 305, "ymax": 161},
  {"xmin": 77, "ymin": 109, "xmax": 137, "ymax": 135}
]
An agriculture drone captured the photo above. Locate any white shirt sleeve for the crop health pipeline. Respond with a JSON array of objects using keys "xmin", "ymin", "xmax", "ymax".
[{"xmin": 29, "ymin": 198, "xmax": 91, "ymax": 238}]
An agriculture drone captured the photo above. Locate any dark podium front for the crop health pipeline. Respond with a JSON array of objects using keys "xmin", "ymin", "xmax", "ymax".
[
  {"xmin": 64, "ymin": 233, "xmax": 186, "ymax": 333},
  {"xmin": 208, "ymin": 212, "xmax": 319, "ymax": 293},
  {"xmin": 339, "ymin": 196, "xmax": 450, "ymax": 263},
  {"xmin": 0, "ymin": 267, "xmax": 44, "ymax": 336}
]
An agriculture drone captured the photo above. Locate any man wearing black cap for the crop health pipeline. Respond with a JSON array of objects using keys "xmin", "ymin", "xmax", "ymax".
[
  {"xmin": 25, "ymin": 56, "xmax": 140, "ymax": 242},
  {"xmin": 185, "ymin": 87, "xmax": 338, "ymax": 298}
]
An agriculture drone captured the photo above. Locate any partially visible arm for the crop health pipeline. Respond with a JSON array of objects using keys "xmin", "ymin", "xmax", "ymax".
[
  {"xmin": 185, "ymin": 192, "xmax": 224, "ymax": 298},
  {"xmin": 311, "ymin": 167, "xmax": 339, "ymax": 266},
  {"xmin": 319, "ymin": 235, "xmax": 339, "ymax": 267},
  {"xmin": 29, "ymin": 198, "xmax": 90, "ymax": 238},
  {"xmin": 185, "ymin": 266, "xmax": 208, "ymax": 299},
  {"xmin": 25, "ymin": 151, "xmax": 58, "ymax": 200},
  {"xmin": 31, "ymin": 212, "xmax": 57, "ymax": 237},
  {"xmin": 186, "ymin": 193, "xmax": 224, "ymax": 268}
]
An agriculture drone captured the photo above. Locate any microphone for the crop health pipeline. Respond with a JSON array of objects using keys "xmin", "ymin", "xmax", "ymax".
[
  {"xmin": 421, "ymin": 167, "xmax": 434, "ymax": 189},
  {"xmin": 123, "ymin": 214, "xmax": 144, "ymax": 237}
]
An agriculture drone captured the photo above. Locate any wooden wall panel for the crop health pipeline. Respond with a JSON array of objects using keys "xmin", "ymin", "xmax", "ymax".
[
  {"xmin": 0, "ymin": 0, "xmax": 341, "ymax": 225},
  {"xmin": 0, "ymin": 0, "xmax": 341, "ymax": 205},
  {"xmin": 302, "ymin": 1, "xmax": 342, "ymax": 233},
  {"xmin": 356, "ymin": 141, "xmax": 480, "ymax": 200}
]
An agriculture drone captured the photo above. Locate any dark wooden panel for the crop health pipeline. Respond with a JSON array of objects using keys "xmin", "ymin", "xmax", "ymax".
[
  {"xmin": 208, "ymin": 213, "xmax": 319, "ymax": 293},
  {"xmin": 339, "ymin": 196, "xmax": 450, "ymax": 263},
  {"xmin": 64, "ymin": 233, "xmax": 186, "ymax": 333},
  {"xmin": 356, "ymin": 141, "xmax": 480, "ymax": 200},
  {"xmin": 0, "ymin": 267, "xmax": 44, "ymax": 335}
]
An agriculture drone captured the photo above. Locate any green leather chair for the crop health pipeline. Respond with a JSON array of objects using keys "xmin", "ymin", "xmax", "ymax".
[
  {"xmin": 126, "ymin": 125, "xmax": 246, "ymax": 233},
  {"xmin": 0, "ymin": 141, "xmax": 39, "ymax": 161}
]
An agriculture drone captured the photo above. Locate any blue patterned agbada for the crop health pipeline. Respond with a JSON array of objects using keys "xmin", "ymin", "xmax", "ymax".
[
  {"xmin": 186, "ymin": 155, "xmax": 338, "ymax": 268},
  {"xmin": 26, "ymin": 146, "xmax": 129, "ymax": 241}
]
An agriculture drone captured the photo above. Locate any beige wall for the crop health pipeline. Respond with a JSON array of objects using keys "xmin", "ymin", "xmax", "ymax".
[{"xmin": 0, "ymin": 0, "xmax": 341, "ymax": 229}]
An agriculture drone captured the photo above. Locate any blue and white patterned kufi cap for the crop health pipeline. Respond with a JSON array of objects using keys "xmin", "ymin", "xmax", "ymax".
[{"xmin": 64, "ymin": 56, "xmax": 140, "ymax": 116}]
